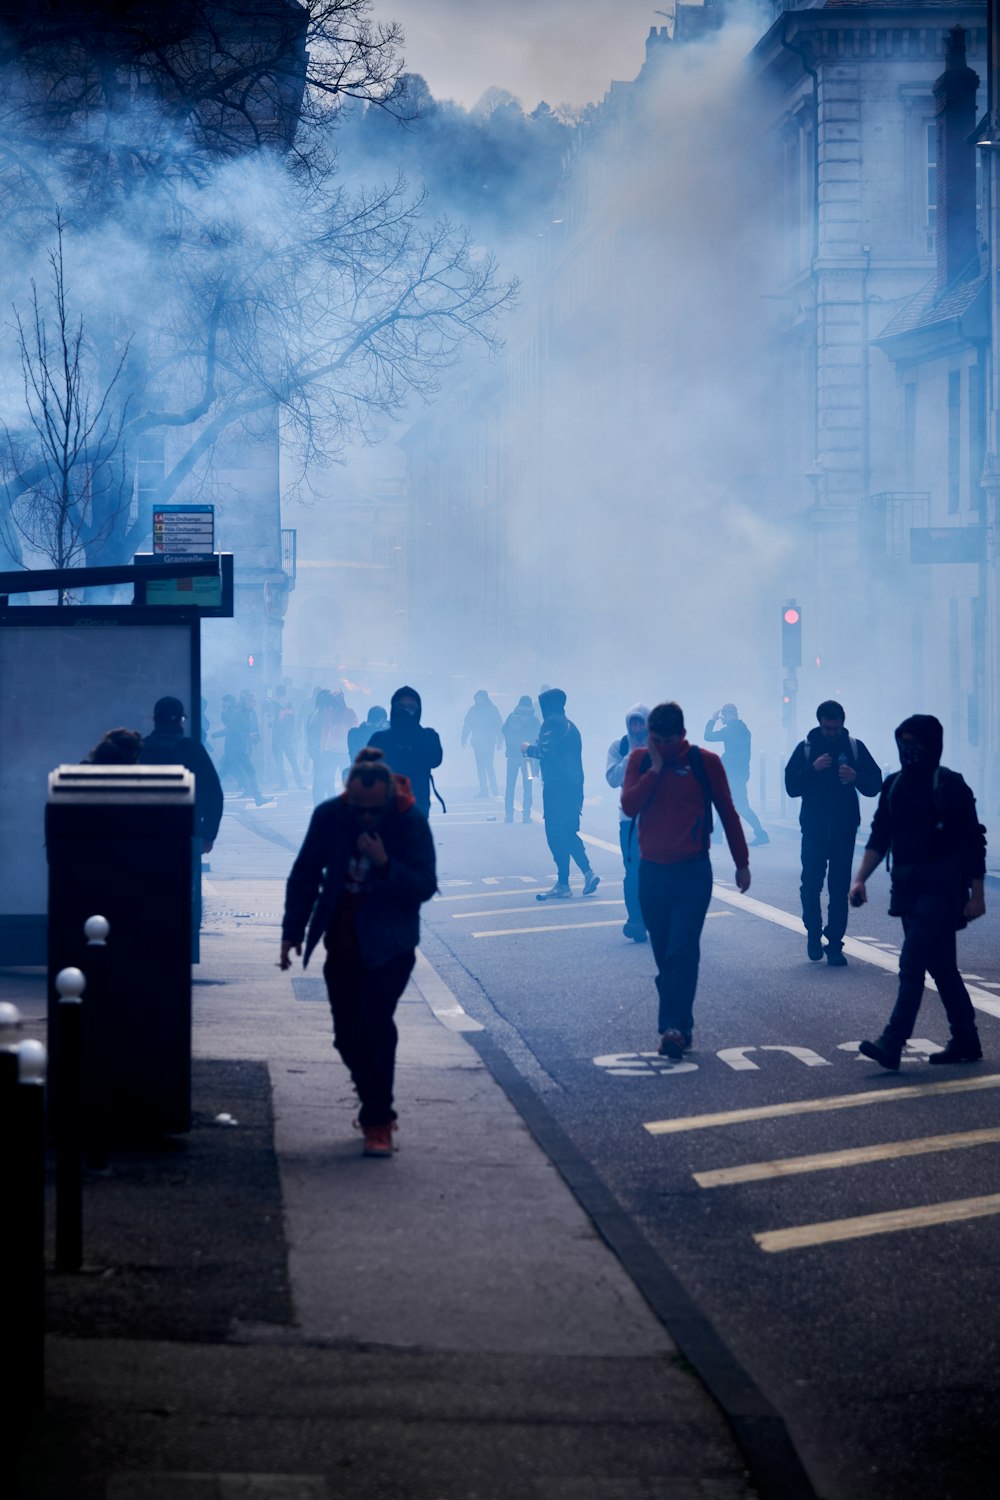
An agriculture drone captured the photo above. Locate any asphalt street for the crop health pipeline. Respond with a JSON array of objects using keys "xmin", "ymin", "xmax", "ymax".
[{"xmin": 233, "ymin": 780, "xmax": 1000, "ymax": 1500}]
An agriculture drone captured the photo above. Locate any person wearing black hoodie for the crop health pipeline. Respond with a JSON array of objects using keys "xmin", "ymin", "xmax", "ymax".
[
  {"xmin": 139, "ymin": 696, "xmax": 224, "ymax": 851},
  {"xmin": 523, "ymin": 687, "xmax": 600, "ymax": 901},
  {"xmin": 367, "ymin": 686, "xmax": 443, "ymax": 819},
  {"xmin": 784, "ymin": 699, "xmax": 882, "ymax": 965},
  {"xmin": 851, "ymin": 715, "xmax": 986, "ymax": 1069}
]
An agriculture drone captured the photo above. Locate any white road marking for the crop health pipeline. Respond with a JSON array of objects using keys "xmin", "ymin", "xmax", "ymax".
[
  {"xmin": 718, "ymin": 1047, "xmax": 760, "ymax": 1071},
  {"xmin": 473, "ymin": 920, "xmax": 626, "ymax": 938},
  {"xmin": 578, "ymin": 830, "xmax": 1000, "ymax": 1022},
  {"xmin": 716, "ymin": 1045, "xmax": 833, "ymax": 1072},
  {"xmin": 644, "ymin": 1073, "xmax": 1000, "ymax": 1135},
  {"xmin": 837, "ymin": 1039, "xmax": 943, "ymax": 1062},
  {"xmin": 454, "ymin": 899, "xmax": 625, "ymax": 919},
  {"xmin": 754, "ymin": 1192, "xmax": 1000, "ymax": 1253},
  {"xmin": 435, "ymin": 881, "xmax": 623, "ymax": 904},
  {"xmin": 594, "ymin": 1052, "xmax": 699, "ymax": 1077},
  {"xmin": 410, "ymin": 950, "xmax": 483, "ymax": 1033},
  {"xmin": 694, "ymin": 1125, "xmax": 1000, "ymax": 1189}
]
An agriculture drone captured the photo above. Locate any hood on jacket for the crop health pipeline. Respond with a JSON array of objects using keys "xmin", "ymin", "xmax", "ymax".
[
  {"xmin": 473, "ymin": 689, "xmax": 490, "ymax": 703},
  {"xmin": 624, "ymin": 702, "xmax": 649, "ymax": 748},
  {"xmin": 367, "ymin": 705, "xmax": 388, "ymax": 725},
  {"xmin": 390, "ymin": 685, "xmax": 422, "ymax": 724},
  {"xmin": 539, "ymin": 687, "xmax": 567, "ymax": 718},
  {"xmin": 806, "ymin": 723, "xmax": 848, "ymax": 751},
  {"xmin": 516, "ymin": 695, "xmax": 533, "ymax": 708},
  {"xmin": 895, "ymin": 713, "xmax": 943, "ymax": 770}
]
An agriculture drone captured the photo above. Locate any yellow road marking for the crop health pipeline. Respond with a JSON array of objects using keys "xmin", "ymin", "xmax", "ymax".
[
  {"xmin": 644, "ymin": 1073, "xmax": 1000, "ymax": 1135},
  {"xmin": 473, "ymin": 920, "xmax": 626, "ymax": 938},
  {"xmin": 755, "ymin": 1192, "xmax": 1000, "ymax": 1253},
  {"xmin": 455, "ymin": 899, "xmax": 625, "ymax": 919},
  {"xmin": 694, "ymin": 1125, "xmax": 1000, "ymax": 1188}
]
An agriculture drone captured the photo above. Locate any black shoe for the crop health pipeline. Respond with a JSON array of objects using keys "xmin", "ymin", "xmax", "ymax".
[
  {"xmin": 582, "ymin": 870, "xmax": 601, "ymax": 896},
  {"xmin": 750, "ymin": 832, "xmax": 770, "ymax": 846},
  {"xmin": 658, "ymin": 1028, "xmax": 685, "ymax": 1060},
  {"xmin": 826, "ymin": 946, "xmax": 848, "ymax": 967},
  {"xmin": 928, "ymin": 1037, "xmax": 983, "ymax": 1064},
  {"xmin": 807, "ymin": 934, "xmax": 824, "ymax": 961},
  {"xmin": 859, "ymin": 1036, "xmax": 901, "ymax": 1071}
]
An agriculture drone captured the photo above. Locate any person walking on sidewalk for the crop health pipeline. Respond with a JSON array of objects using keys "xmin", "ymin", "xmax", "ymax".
[
  {"xmin": 462, "ymin": 689, "xmax": 504, "ymax": 798},
  {"xmin": 851, "ymin": 715, "xmax": 986, "ymax": 1070},
  {"xmin": 502, "ymin": 694, "xmax": 540, "ymax": 823},
  {"xmin": 784, "ymin": 699, "xmax": 882, "ymax": 966},
  {"xmin": 524, "ymin": 687, "xmax": 600, "ymax": 901},
  {"xmin": 279, "ymin": 748, "xmax": 438, "ymax": 1157},
  {"xmin": 621, "ymin": 701, "xmax": 750, "ymax": 1059},
  {"xmin": 606, "ymin": 703, "xmax": 650, "ymax": 942},
  {"xmin": 703, "ymin": 703, "xmax": 768, "ymax": 846}
]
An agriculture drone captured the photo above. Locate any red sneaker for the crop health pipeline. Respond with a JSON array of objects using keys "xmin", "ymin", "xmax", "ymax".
[{"xmin": 362, "ymin": 1123, "xmax": 396, "ymax": 1157}]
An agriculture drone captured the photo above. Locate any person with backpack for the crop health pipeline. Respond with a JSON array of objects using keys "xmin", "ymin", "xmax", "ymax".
[
  {"xmin": 621, "ymin": 700, "xmax": 750, "ymax": 1059},
  {"xmin": 368, "ymin": 686, "xmax": 444, "ymax": 819},
  {"xmin": 784, "ymin": 699, "xmax": 882, "ymax": 966},
  {"xmin": 502, "ymin": 695, "xmax": 541, "ymax": 823},
  {"xmin": 606, "ymin": 703, "xmax": 650, "ymax": 941},
  {"xmin": 850, "ymin": 715, "xmax": 986, "ymax": 1069},
  {"xmin": 523, "ymin": 687, "xmax": 600, "ymax": 901}
]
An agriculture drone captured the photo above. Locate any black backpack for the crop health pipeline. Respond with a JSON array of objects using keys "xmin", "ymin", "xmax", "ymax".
[{"xmin": 626, "ymin": 745, "xmax": 714, "ymax": 862}]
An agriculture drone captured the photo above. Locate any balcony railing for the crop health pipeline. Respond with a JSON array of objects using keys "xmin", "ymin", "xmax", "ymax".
[{"xmin": 859, "ymin": 492, "xmax": 930, "ymax": 561}]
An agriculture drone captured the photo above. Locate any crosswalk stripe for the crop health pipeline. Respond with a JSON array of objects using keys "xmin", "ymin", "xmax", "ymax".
[
  {"xmin": 644, "ymin": 1073, "xmax": 1000, "ymax": 1135},
  {"xmin": 693, "ymin": 1125, "xmax": 1000, "ymax": 1188},
  {"xmin": 454, "ymin": 899, "xmax": 625, "ymax": 919},
  {"xmin": 472, "ymin": 920, "xmax": 626, "ymax": 938},
  {"xmin": 754, "ymin": 1191, "xmax": 1000, "ymax": 1253}
]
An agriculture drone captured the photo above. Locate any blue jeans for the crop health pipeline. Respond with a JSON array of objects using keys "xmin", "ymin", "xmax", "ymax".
[
  {"xmin": 619, "ymin": 823, "xmax": 644, "ymax": 931},
  {"xmin": 639, "ymin": 857, "xmax": 714, "ymax": 1036}
]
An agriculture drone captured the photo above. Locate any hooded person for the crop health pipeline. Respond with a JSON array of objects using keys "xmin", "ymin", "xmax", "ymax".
[
  {"xmin": 851, "ymin": 714, "xmax": 987, "ymax": 1070},
  {"xmin": 139, "ymin": 696, "xmax": 224, "ymax": 850},
  {"xmin": 280, "ymin": 747, "xmax": 438, "ymax": 1156},
  {"xmin": 367, "ymin": 686, "xmax": 444, "ymax": 819},
  {"xmin": 502, "ymin": 694, "xmax": 541, "ymax": 823},
  {"xmin": 523, "ymin": 687, "xmax": 600, "ymax": 900},
  {"xmin": 784, "ymin": 699, "xmax": 883, "ymax": 965},
  {"xmin": 347, "ymin": 705, "xmax": 390, "ymax": 763},
  {"xmin": 606, "ymin": 703, "xmax": 650, "ymax": 941},
  {"xmin": 461, "ymin": 689, "xmax": 504, "ymax": 797}
]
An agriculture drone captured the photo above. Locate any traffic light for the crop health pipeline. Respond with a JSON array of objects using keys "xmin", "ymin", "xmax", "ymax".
[
  {"xmin": 247, "ymin": 652, "xmax": 259, "ymax": 670},
  {"xmin": 781, "ymin": 602, "xmax": 802, "ymax": 669}
]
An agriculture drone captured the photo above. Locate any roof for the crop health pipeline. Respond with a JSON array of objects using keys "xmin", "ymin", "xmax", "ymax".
[{"xmin": 873, "ymin": 265, "xmax": 989, "ymax": 359}]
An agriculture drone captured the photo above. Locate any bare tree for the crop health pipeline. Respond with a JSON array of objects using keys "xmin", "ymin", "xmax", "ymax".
[{"xmin": 1, "ymin": 215, "xmax": 130, "ymax": 591}]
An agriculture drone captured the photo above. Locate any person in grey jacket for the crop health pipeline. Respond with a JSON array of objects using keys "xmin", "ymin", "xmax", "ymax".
[
  {"xmin": 280, "ymin": 749, "xmax": 437, "ymax": 1157},
  {"xmin": 606, "ymin": 703, "xmax": 649, "ymax": 941},
  {"xmin": 502, "ymin": 695, "xmax": 541, "ymax": 823}
]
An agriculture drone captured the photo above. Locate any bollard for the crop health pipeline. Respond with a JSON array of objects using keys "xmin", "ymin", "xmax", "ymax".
[
  {"xmin": 0, "ymin": 1016, "xmax": 48, "ymax": 1432},
  {"xmin": 83, "ymin": 916, "xmax": 110, "ymax": 1171},
  {"xmin": 54, "ymin": 967, "xmax": 85, "ymax": 1272}
]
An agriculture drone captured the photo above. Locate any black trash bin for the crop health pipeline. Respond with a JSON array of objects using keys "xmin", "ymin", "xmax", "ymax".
[{"xmin": 46, "ymin": 764, "xmax": 195, "ymax": 1136}]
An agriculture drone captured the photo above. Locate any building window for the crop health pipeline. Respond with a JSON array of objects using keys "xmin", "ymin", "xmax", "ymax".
[{"xmin": 947, "ymin": 370, "xmax": 961, "ymax": 514}]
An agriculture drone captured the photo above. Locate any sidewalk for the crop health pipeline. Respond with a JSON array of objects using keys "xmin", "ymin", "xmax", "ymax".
[{"xmin": 11, "ymin": 812, "xmax": 759, "ymax": 1500}]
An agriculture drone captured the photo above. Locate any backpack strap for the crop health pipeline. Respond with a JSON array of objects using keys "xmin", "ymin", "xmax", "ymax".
[
  {"xmin": 625, "ymin": 751, "xmax": 652, "ymax": 863},
  {"xmin": 430, "ymin": 772, "xmax": 447, "ymax": 815}
]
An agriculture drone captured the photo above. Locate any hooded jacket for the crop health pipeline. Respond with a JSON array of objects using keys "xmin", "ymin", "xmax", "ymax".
[
  {"xmin": 282, "ymin": 774, "xmax": 437, "ymax": 968},
  {"xmin": 347, "ymin": 706, "xmax": 389, "ymax": 762},
  {"xmin": 703, "ymin": 713, "xmax": 752, "ymax": 782},
  {"xmin": 523, "ymin": 688, "xmax": 584, "ymax": 810},
  {"xmin": 606, "ymin": 703, "xmax": 649, "ymax": 822},
  {"xmin": 139, "ymin": 726, "xmax": 224, "ymax": 843},
  {"xmin": 866, "ymin": 714, "xmax": 986, "ymax": 915},
  {"xmin": 462, "ymin": 691, "xmax": 504, "ymax": 749},
  {"xmin": 784, "ymin": 724, "xmax": 882, "ymax": 832},
  {"xmin": 367, "ymin": 686, "xmax": 443, "ymax": 817},
  {"xmin": 502, "ymin": 697, "xmax": 541, "ymax": 759}
]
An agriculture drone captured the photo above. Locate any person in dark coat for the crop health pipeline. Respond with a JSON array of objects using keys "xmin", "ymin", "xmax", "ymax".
[
  {"xmin": 523, "ymin": 687, "xmax": 600, "ymax": 901},
  {"xmin": 502, "ymin": 695, "xmax": 541, "ymax": 823},
  {"xmin": 367, "ymin": 686, "xmax": 443, "ymax": 819},
  {"xmin": 347, "ymin": 705, "xmax": 390, "ymax": 763},
  {"xmin": 462, "ymin": 689, "xmax": 503, "ymax": 797},
  {"xmin": 280, "ymin": 748, "xmax": 438, "ymax": 1157},
  {"xmin": 139, "ymin": 696, "xmax": 224, "ymax": 851},
  {"xmin": 784, "ymin": 699, "xmax": 882, "ymax": 965},
  {"xmin": 851, "ymin": 715, "xmax": 986, "ymax": 1069},
  {"xmin": 704, "ymin": 703, "xmax": 768, "ymax": 846},
  {"xmin": 87, "ymin": 728, "xmax": 143, "ymax": 764}
]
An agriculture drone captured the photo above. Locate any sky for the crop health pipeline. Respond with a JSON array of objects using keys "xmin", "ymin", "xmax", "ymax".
[{"xmin": 376, "ymin": 0, "xmax": 659, "ymax": 111}]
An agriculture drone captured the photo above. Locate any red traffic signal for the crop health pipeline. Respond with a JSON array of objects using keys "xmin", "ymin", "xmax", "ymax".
[
  {"xmin": 247, "ymin": 653, "xmax": 257, "ymax": 668},
  {"xmin": 781, "ymin": 601, "xmax": 802, "ymax": 668},
  {"xmin": 783, "ymin": 607, "xmax": 800, "ymax": 626}
]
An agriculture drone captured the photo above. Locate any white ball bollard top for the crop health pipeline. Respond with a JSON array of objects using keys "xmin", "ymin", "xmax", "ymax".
[
  {"xmin": 17, "ymin": 1038, "xmax": 47, "ymax": 1084},
  {"xmin": 55, "ymin": 967, "xmax": 87, "ymax": 1002},
  {"xmin": 0, "ymin": 1000, "xmax": 22, "ymax": 1038},
  {"xmin": 84, "ymin": 915, "xmax": 110, "ymax": 946}
]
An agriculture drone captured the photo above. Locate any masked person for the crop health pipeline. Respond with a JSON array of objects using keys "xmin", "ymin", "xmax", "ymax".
[
  {"xmin": 368, "ymin": 686, "xmax": 444, "ymax": 819},
  {"xmin": 606, "ymin": 704, "xmax": 650, "ymax": 941},
  {"xmin": 280, "ymin": 749, "xmax": 438, "ymax": 1156},
  {"xmin": 784, "ymin": 699, "xmax": 882, "ymax": 966},
  {"xmin": 703, "ymin": 703, "xmax": 768, "ymax": 846},
  {"xmin": 523, "ymin": 687, "xmax": 600, "ymax": 900},
  {"xmin": 850, "ymin": 715, "xmax": 986, "ymax": 1070},
  {"xmin": 622, "ymin": 701, "xmax": 750, "ymax": 1059},
  {"xmin": 502, "ymin": 695, "xmax": 541, "ymax": 823}
]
